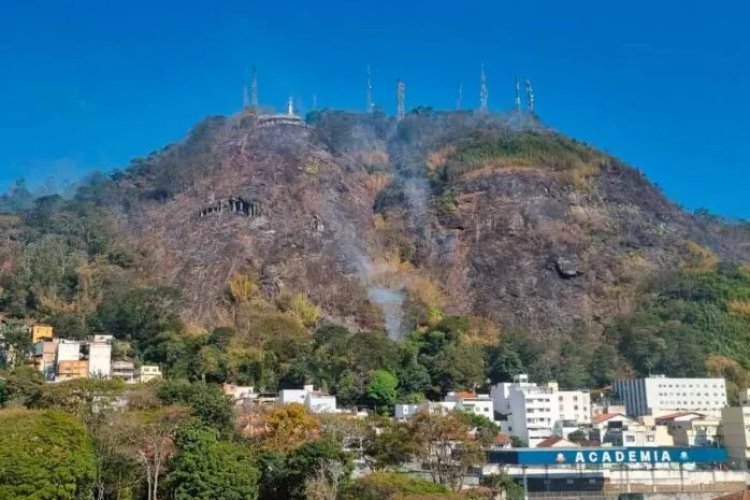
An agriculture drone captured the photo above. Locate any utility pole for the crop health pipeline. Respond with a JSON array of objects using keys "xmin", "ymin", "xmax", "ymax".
[
  {"xmin": 251, "ymin": 66, "xmax": 259, "ymax": 108},
  {"xmin": 366, "ymin": 65, "xmax": 374, "ymax": 113},
  {"xmin": 515, "ymin": 77, "xmax": 521, "ymax": 116},
  {"xmin": 396, "ymin": 79, "xmax": 406, "ymax": 121},
  {"xmin": 479, "ymin": 63, "xmax": 488, "ymax": 113},
  {"xmin": 457, "ymin": 82, "xmax": 463, "ymax": 110},
  {"xmin": 525, "ymin": 79, "xmax": 535, "ymax": 114}
]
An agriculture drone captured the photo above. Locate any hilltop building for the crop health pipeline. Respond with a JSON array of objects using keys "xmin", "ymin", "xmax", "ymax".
[{"xmin": 614, "ymin": 375, "xmax": 727, "ymax": 417}]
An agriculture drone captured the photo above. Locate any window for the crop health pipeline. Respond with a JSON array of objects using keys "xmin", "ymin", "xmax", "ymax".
[{"xmin": 625, "ymin": 435, "xmax": 635, "ymax": 443}]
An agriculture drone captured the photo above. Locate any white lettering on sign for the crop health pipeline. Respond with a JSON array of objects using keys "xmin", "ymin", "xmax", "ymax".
[{"xmin": 570, "ymin": 449, "xmax": 679, "ymax": 465}]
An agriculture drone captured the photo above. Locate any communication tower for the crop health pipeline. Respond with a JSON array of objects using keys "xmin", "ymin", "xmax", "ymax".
[
  {"xmin": 397, "ymin": 79, "xmax": 406, "ymax": 121},
  {"xmin": 479, "ymin": 63, "xmax": 488, "ymax": 113}
]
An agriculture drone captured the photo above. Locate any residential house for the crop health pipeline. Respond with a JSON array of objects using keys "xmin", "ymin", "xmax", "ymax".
[
  {"xmin": 656, "ymin": 412, "xmax": 720, "ymax": 447},
  {"xmin": 280, "ymin": 385, "xmax": 337, "ymax": 414},
  {"xmin": 111, "ymin": 360, "xmax": 135, "ymax": 382},
  {"xmin": 445, "ymin": 391, "xmax": 494, "ymax": 421},
  {"xmin": 535, "ymin": 437, "xmax": 579, "ymax": 448},
  {"xmin": 135, "ymin": 365, "xmax": 162, "ymax": 383}
]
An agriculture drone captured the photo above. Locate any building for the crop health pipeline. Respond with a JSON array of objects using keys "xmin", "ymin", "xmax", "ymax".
[
  {"xmin": 31, "ymin": 324, "xmax": 54, "ymax": 343},
  {"xmin": 223, "ymin": 384, "xmax": 257, "ymax": 402},
  {"xmin": 614, "ymin": 375, "xmax": 727, "ymax": 417},
  {"xmin": 554, "ymin": 385, "xmax": 591, "ymax": 424},
  {"xmin": 535, "ymin": 437, "xmax": 578, "ymax": 448},
  {"xmin": 279, "ymin": 385, "xmax": 337, "ymax": 414},
  {"xmin": 395, "ymin": 403, "xmax": 420, "ymax": 420},
  {"xmin": 491, "ymin": 374, "xmax": 560, "ymax": 446},
  {"xmin": 56, "ymin": 340, "xmax": 82, "ymax": 363},
  {"xmin": 445, "ymin": 391, "xmax": 494, "ymax": 420},
  {"xmin": 720, "ymin": 390, "xmax": 750, "ymax": 469},
  {"xmin": 56, "ymin": 359, "xmax": 89, "ymax": 382},
  {"xmin": 29, "ymin": 340, "xmax": 57, "ymax": 381},
  {"xmin": 656, "ymin": 412, "xmax": 720, "ymax": 447},
  {"xmin": 135, "ymin": 365, "xmax": 162, "ymax": 383},
  {"xmin": 111, "ymin": 360, "xmax": 135, "ymax": 382},
  {"xmin": 589, "ymin": 413, "xmax": 672, "ymax": 447},
  {"xmin": 86, "ymin": 340, "xmax": 112, "ymax": 379}
]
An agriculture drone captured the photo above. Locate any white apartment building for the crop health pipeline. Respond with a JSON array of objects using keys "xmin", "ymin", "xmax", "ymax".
[
  {"xmin": 87, "ymin": 341, "xmax": 112, "ymax": 379},
  {"xmin": 555, "ymin": 386, "xmax": 591, "ymax": 424},
  {"xmin": 614, "ymin": 375, "xmax": 727, "ymax": 417},
  {"xmin": 445, "ymin": 391, "xmax": 494, "ymax": 421},
  {"xmin": 491, "ymin": 374, "xmax": 560, "ymax": 446}
]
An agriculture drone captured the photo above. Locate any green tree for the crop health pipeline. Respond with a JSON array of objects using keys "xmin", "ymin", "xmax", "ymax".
[
  {"xmin": 366, "ymin": 369, "xmax": 398, "ymax": 411},
  {"xmin": 157, "ymin": 381, "xmax": 234, "ymax": 436},
  {"xmin": 0, "ymin": 320, "xmax": 32, "ymax": 369},
  {"xmin": 167, "ymin": 424, "xmax": 259, "ymax": 500},
  {"xmin": 0, "ymin": 409, "xmax": 96, "ymax": 499},
  {"xmin": 344, "ymin": 471, "xmax": 448, "ymax": 499}
]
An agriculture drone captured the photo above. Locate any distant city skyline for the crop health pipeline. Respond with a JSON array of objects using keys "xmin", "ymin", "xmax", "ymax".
[{"xmin": 1, "ymin": 0, "xmax": 749, "ymax": 218}]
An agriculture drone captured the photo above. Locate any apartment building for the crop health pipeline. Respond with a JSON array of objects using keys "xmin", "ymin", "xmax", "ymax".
[
  {"xmin": 491, "ymin": 374, "xmax": 560, "ymax": 446},
  {"xmin": 614, "ymin": 375, "xmax": 727, "ymax": 417}
]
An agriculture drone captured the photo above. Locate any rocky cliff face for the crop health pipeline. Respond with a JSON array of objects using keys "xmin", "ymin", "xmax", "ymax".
[{"xmin": 107, "ymin": 109, "xmax": 750, "ymax": 341}]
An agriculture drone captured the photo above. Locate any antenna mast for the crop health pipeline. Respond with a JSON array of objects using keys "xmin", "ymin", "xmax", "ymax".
[
  {"xmin": 515, "ymin": 77, "xmax": 521, "ymax": 115},
  {"xmin": 525, "ymin": 79, "xmax": 535, "ymax": 113},
  {"xmin": 457, "ymin": 82, "xmax": 463, "ymax": 110},
  {"xmin": 479, "ymin": 63, "xmax": 488, "ymax": 113},
  {"xmin": 396, "ymin": 79, "xmax": 406, "ymax": 121},
  {"xmin": 366, "ymin": 65, "xmax": 374, "ymax": 113},
  {"xmin": 251, "ymin": 66, "xmax": 259, "ymax": 108},
  {"xmin": 287, "ymin": 96, "xmax": 294, "ymax": 116},
  {"xmin": 243, "ymin": 79, "xmax": 250, "ymax": 109}
]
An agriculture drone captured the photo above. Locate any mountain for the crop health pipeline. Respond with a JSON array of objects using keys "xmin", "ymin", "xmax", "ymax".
[{"xmin": 3, "ymin": 108, "xmax": 750, "ymax": 387}]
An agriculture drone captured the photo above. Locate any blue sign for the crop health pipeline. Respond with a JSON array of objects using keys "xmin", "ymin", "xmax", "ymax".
[{"xmin": 487, "ymin": 447, "xmax": 728, "ymax": 465}]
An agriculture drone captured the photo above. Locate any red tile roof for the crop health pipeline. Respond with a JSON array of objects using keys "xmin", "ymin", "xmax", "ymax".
[
  {"xmin": 655, "ymin": 411, "xmax": 705, "ymax": 422},
  {"xmin": 535, "ymin": 437, "xmax": 566, "ymax": 448},
  {"xmin": 591, "ymin": 412, "xmax": 625, "ymax": 425},
  {"xmin": 494, "ymin": 433, "xmax": 512, "ymax": 446},
  {"xmin": 454, "ymin": 391, "xmax": 478, "ymax": 400}
]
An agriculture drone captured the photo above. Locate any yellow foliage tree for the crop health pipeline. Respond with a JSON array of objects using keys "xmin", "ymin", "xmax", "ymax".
[
  {"xmin": 705, "ymin": 354, "xmax": 750, "ymax": 405},
  {"xmin": 227, "ymin": 273, "xmax": 259, "ymax": 305},
  {"xmin": 260, "ymin": 403, "xmax": 320, "ymax": 453}
]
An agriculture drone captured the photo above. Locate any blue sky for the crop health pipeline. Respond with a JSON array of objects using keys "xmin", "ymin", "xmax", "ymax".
[{"xmin": 1, "ymin": 0, "xmax": 749, "ymax": 218}]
